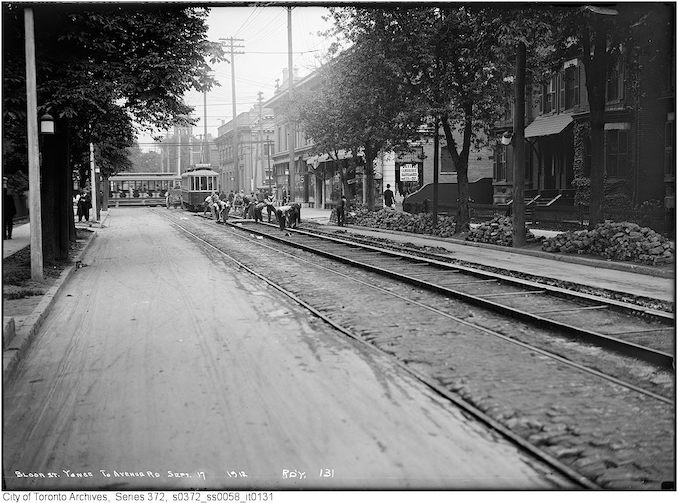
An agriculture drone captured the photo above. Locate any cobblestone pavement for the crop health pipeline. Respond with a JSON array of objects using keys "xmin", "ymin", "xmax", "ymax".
[{"xmin": 173, "ymin": 213, "xmax": 675, "ymax": 490}]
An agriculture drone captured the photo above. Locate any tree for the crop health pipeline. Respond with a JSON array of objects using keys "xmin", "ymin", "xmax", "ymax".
[
  {"xmin": 300, "ymin": 41, "xmax": 417, "ymax": 210},
  {"xmin": 2, "ymin": 4, "xmax": 223, "ymax": 261},
  {"xmin": 127, "ymin": 145, "xmax": 162, "ymax": 173},
  {"xmin": 329, "ymin": 6, "xmax": 506, "ymax": 231},
  {"xmin": 297, "ymin": 69, "xmax": 360, "ymax": 200},
  {"xmin": 298, "ymin": 44, "xmax": 417, "ymax": 208}
]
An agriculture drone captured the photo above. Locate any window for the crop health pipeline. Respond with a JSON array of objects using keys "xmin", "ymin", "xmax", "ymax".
[
  {"xmin": 564, "ymin": 65, "xmax": 580, "ymax": 110},
  {"xmin": 606, "ymin": 62, "xmax": 623, "ymax": 102},
  {"xmin": 501, "ymin": 101, "xmax": 513, "ymax": 122},
  {"xmin": 440, "ymin": 146, "xmax": 455, "ymax": 173},
  {"xmin": 494, "ymin": 145, "xmax": 507, "ymax": 181},
  {"xmin": 665, "ymin": 120, "xmax": 675, "ymax": 177},
  {"xmin": 605, "ymin": 129, "xmax": 629, "ymax": 178},
  {"xmin": 542, "ymin": 76, "xmax": 556, "ymax": 114}
]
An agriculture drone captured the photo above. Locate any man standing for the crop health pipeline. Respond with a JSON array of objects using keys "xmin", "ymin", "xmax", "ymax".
[
  {"xmin": 3, "ymin": 178, "xmax": 16, "ymax": 239},
  {"xmin": 383, "ymin": 184, "xmax": 395, "ymax": 208},
  {"xmin": 336, "ymin": 194, "xmax": 347, "ymax": 227}
]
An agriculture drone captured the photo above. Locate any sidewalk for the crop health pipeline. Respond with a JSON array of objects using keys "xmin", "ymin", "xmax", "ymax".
[
  {"xmin": 3, "ymin": 211, "xmax": 108, "ymax": 259},
  {"xmin": 301, "ymin": 207, "xmax": 674, "ymax": 304}
]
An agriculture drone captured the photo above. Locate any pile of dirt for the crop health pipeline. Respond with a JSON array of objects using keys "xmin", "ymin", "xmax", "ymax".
[
  {"xmin": 541, "ymin": 221, "xmax": 675, "ymax": 265},
  {"xmin": 465, "ymin": 216, "xmax": 540, "ymax": 247},
  {"xmin": 332, "ymin": 207, "xmax": 457, "ymax": 237}
]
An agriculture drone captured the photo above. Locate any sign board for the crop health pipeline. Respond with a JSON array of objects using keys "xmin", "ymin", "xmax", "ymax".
[
  {"xmin": 194, "ymin": 163, "xmax": 211, "ymax": 168},
  {"xmin": 399, "ymin": 163, "xmax": 419, "ymax": 182}
]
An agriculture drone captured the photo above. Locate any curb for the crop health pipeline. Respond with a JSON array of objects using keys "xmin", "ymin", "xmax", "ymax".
[
  {"xmin": 2, "ymin": 214, "xmax": 108, "ymax": 383},
  {"xmin": 329, "ymin": 223, "xmax": 674, "ymax": 280}
]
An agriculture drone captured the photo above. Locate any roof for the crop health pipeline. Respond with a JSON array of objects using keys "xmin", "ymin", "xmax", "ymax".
[
  {"xmin": 524, "ymin": 114, "xmax": 574, "ymax": 138},
  {"xmin": 181, "ymin": 169, "xmax": 220, "ymax": 177}
]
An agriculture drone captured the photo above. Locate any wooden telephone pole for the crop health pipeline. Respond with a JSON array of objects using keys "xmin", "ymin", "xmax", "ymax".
[{"xmin": 220, "ymin": 37, "xmax": 244, "ymax": 191}]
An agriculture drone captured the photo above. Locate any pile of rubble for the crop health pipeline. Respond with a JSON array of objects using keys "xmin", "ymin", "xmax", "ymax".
[
  {"xmin": 465, "ymin": 217, "xmax": 539, "ymax": 247},
  {"xmin": 541, "ymin": 221, "xmax": 674, "ymax": 265},
  {"xmin": 332, "ymin": 208, "xmax": 457, "ymax": 237}
]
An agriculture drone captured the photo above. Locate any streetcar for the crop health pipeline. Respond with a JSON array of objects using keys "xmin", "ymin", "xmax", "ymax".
[
  {"xmin": 108, "ymin": 172, "xmax": 181, "ymax": 206},
  {"xmin": 180, "ymin": 166, "xmax": 221, "ymax": 211}
]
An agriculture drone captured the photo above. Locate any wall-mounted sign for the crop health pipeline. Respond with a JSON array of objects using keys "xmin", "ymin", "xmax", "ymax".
[{"xmin": 399, "ymin": 163, "xmax": 419, "ymax": 182}]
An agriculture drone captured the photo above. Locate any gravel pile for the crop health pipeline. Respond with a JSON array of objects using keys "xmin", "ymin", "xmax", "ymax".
[
  {"xmin": 332, "ymin": 207, "xmax": 457, "ymax": 237},
  {"xmin": 541, "ymin": 221, "xmax": 675, "ymax": 265},
  {"xmin": 465, "ymin": 216, "xmax": 540, "ymax": 246}
]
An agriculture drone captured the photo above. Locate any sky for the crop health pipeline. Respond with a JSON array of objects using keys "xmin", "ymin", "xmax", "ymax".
[{"xmin": 137, "ymin": 3, "xmax": 335, "ymax": 148}]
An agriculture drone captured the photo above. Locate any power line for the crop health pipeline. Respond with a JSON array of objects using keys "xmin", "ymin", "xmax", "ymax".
[
  {"xmin": 244, "ymin": 50, "xmax": 320, "ymax": 54},
  {"xmin": 234, "ymin": 6, "xmax": 261, "ymax": 37}
]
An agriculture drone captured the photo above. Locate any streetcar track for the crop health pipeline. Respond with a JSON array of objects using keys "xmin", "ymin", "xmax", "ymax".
[
  {"xmin": 221, "ymin": 218, "xmax": 674, "ymax": 369},
  {"xmin": 160, "ymin": 210, "xmax": 598, "ymax": 490},
  {"xmin": 181, "ymin": 213, "xmax": 674, "ymax": 405}
]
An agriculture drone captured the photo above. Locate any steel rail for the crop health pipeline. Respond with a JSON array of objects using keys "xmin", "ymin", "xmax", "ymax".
[
  {"xmin": 165, "ymin": 212, "xmax": 599, "ymax": 490},
  {"xmin": 218, "ymin": 220, "xmax": 675, "ymax": 405},
  {"xmin": 301, "ymin": 224, "xmax": 675, "ymax": 321},
  {"xmin": 225, "ymin": 220, "xmax": 675, "ymax": 370}
]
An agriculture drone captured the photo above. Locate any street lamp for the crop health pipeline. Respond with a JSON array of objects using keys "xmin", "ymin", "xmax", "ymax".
[
  {"xmin": 500, "ymin": 131, "xmax": 513, "ymax": 146},
  {"xmin": 40, "ymin": 113, "xmax": 55, "ymax": 134}
]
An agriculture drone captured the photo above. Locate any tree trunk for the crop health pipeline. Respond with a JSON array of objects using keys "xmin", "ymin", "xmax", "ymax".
[
  {"xmin": 455, "ymin": 157, "xmax": 470, "ymax": 232},
  {"xmin": 40, "ymin": 125, "xmax": 69, "ymax": 261},
  {"xmin": 441, "ymin": 113, "xmax": 472, "ymax": 233}
]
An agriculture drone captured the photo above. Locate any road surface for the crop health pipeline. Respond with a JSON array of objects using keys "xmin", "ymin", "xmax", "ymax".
[{"xmin": 3, "ymin": 208, "xmax": 572, "ymax": 490}]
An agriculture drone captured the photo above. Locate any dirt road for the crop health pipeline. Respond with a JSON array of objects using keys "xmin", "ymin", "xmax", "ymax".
[{"xmin": 3, "ymin": 208, "xmax": 572, "ymax": 490}]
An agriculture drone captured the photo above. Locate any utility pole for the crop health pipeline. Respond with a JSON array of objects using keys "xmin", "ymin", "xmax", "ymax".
[
  {"xmin": 24, "ymin": 7, "xmax": 43, "ymax": 281},
  {"xmin": 90, "ymin": 142, "xmax": 98, "ymax": 223},
  {"xmin": 433, "ymin": 116, "xmax": 439, "ymax": 226},
  {"xmin": 203, "ymin": 89, "xmax": 209, "ymax": 164},
  {"xmin": 266, "ymin": 136, "xmax": 272, "ymax": 194},
  {"xmin": 512, "ymin": 41, "xmax": 527, "ymax": 247},
  {"xmin": 287, "ymin": 6, "xmax": 296, "ymax": 202},
  {"xmin": 257, "ymin": 91, "xmax": 264, "ymax": 192},
  {"xmin": 176, "ymin": 127, "xmax": 181, "ymax": 176},
  {"xmin": 220, "ymin": 37, "xmax": 245, "ymax": 191}
]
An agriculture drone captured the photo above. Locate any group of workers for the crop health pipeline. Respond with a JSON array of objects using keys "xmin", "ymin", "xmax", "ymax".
[{"xmin": 203, "ymin": 190, "xmax": 301, "ymax": 231}]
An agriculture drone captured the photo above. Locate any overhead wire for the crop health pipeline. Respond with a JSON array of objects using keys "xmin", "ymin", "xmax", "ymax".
[{"xmin": 234, "ymin": 6, "xmax": 261, "ymax": 37}]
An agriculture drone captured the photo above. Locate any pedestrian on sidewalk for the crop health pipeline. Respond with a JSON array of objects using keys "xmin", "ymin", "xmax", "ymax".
[
  {"xmin": 3, "ymin": 179, "xmax": 16, "ymax": 240},
  {"xmin": 383, "ymin": 184, "xmax": 395, "ymax": 209},
  {"xmin": 336, "ymin": 195, "xmax": 347, "ymax": 227},
  {"xmin": 76, "ymin": 191, "xmax": 91, "ymax": 222}
]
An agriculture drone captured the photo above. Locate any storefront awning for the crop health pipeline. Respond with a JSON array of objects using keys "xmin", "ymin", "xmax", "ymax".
[
  {"xmin": 524, "ymin": 114, "xmax": 573, "ymax": 138},
  {"xmin": 306, "ymin": 149, "xmax": 358, "ymax": 167}
]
